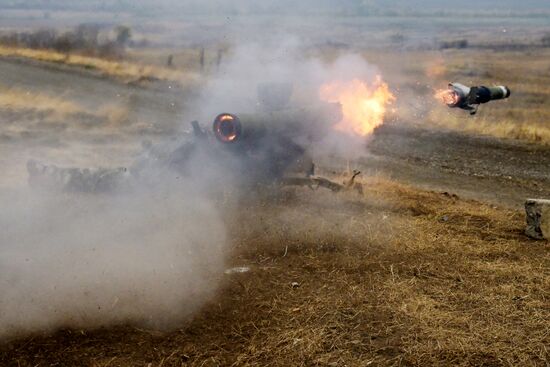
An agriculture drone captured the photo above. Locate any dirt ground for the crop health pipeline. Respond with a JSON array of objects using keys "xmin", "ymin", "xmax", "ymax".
[
  {"xmin": 364, "ymin": 123, "xmax": 550, "ymax": 207},
  {"xmin": 1, "ymin": 182, "xmax": 548, "ymax": 366},
  {"xmin": 0, "ymin": 57, "xmax": 549, "ymax": 366}
]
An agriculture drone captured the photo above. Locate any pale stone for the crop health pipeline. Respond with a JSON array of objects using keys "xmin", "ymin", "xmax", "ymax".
[{"xmin": 525, "ymin": 199, "xmax": 550, "ymax": 240}]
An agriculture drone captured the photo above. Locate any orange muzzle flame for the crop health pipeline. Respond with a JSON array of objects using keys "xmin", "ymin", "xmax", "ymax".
[
  {"xmin": 319, "ymin": 77, "xmax": 395, "ymax": 136},
  {"xmin": 436, "ymin": 89, "xmax": 460, "ymax": 107}
]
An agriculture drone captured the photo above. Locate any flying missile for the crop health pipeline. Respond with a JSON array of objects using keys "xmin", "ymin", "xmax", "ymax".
[{"xmin": 439, "ymin": 83, "xmax": 510, "ymax": 115}]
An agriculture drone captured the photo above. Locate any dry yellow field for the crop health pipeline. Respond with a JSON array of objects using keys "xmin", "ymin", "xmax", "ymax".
[
  {"xmin": 2, "ymin": 178, "xmax": 547, "ymax": 366},
  {"xmin": 0, "ymin": 45, "xmax": 200, "ymax": 87}
]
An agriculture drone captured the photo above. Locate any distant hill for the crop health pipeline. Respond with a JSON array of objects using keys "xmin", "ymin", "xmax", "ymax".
[
  {"xmin": 363, "ymin": 0, "xmax": 550, "ymax": 10},
  {"xmin": 0, "ymin": 0, "xmax": 549, "ymax": 15}
]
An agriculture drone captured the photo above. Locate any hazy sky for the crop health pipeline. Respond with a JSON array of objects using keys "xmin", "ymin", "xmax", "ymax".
[{"xmin": 1, "ymin": 0, "xmax": 549, "ymax": 14}]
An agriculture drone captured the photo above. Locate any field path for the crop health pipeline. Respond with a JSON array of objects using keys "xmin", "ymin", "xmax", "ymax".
[
  {"xmin": 363, "ymin": 123, "xmax": 550, "ymax": 207},
  {"xmin": 0, "ymin": 58, "xmax": 185, "ymax": 125},
  {"xmin": 2, "ymin": 58, "xmax": 550, "ymax": 207}
]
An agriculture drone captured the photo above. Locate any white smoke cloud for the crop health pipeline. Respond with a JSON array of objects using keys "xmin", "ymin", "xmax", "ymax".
[
  {"xmin": 0, "ymin": 38, "xmax": 384, "ymax": 341},
  {"xmin": 194, "ymin": 40, "xmax": 383, "ymax": 159},
  {"xmin": 0, "ymin": 166, "xmax": 226, "ymax": 339}
]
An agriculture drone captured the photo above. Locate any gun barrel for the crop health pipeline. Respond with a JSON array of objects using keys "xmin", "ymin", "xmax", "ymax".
[{"xmin": 212, "ymin": 103, "xmax": 342, "ymax": 145}]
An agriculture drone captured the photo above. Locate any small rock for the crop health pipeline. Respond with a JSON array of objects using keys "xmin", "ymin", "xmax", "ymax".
[
  {"xmin": 525, "ymin": 199, "xmax": 550, "ymax": 240},
  {"xmin": 291, "ymin": 282, "xmax": 300, "ymax": 289}
]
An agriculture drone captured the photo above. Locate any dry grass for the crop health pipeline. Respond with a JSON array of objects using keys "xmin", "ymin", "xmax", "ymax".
[
  {"xmin": 0, "ymin": 86, "xmax": 133, "ymax": 129},
  {"xmin": 0, "ymin": 86, "xmax": 83, "ymax": 118},
  {"xmin": 0, "ymin": 45, "xmax": 200, "ymax": 88},
  {"xmin": 2, "ymin": 178, "xmax": 548, "ymax": 366},
  {"xmin": 427, "ymin": 108, "xmax": 550, "ymax": 143}
]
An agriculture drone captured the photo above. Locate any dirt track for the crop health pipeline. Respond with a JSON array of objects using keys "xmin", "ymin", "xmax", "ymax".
[
  {"xmin": 0, "ymin": 58, "xmax": 185, "ymax": 120},
  {"xmin": 2, "ymin": 58, "xmax": 550, "ymax": 207},
  {"xmin": 0, "ymin": 58, "xmax": 186, "ymax": 188},
  {"xmin": 364, "ymin": 123, "xmax": 550, "ymax": 207}
]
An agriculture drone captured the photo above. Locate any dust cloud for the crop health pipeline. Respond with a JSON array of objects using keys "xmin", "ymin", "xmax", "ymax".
[
  {"xmin": 0, "ymin": 160, "xmax": 228, "ymax": 339},
  {"xmin": 195, "ymin": 41, "xmax": 386, "ymax": 159},
  {"xmin": 0, "ymin": 38, "xmax": 385, "ymax": 341}
]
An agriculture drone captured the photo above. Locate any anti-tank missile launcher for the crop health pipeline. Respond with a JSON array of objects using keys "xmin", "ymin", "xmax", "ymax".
[
  {"xmin": 440, "ymin": 83, "xmax": 510, "ymax": 115},
  {"xmin": 205, "ymin": 101, "xmax": 343, "ymax": 184},
  {"xmin": 27, "ymin": 83, "xmax": 350, "ymax": 193},
  {"xmin": 212, "ymin": 103, "xmax": 342, "ymax": 146}
]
